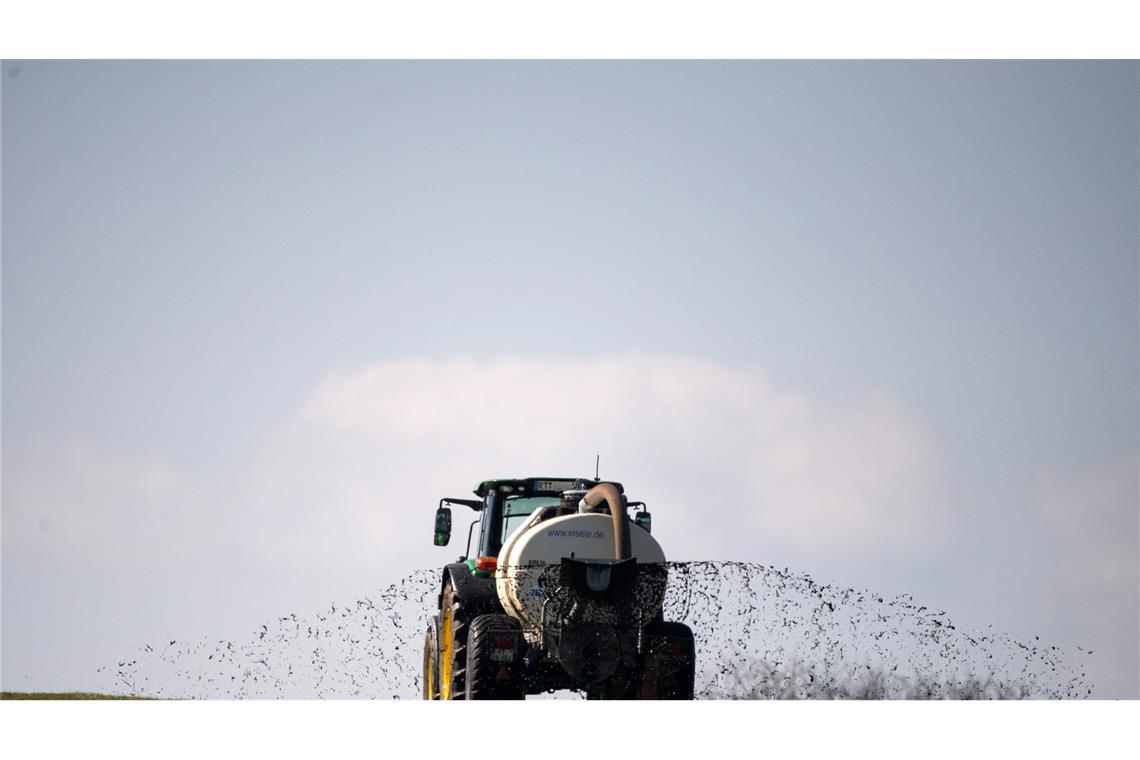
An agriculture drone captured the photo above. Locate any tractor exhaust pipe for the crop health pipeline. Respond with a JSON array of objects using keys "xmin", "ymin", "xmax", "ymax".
[{"xmin": 580, "ymin": 483, "xmax": 631, "ymax": 560}]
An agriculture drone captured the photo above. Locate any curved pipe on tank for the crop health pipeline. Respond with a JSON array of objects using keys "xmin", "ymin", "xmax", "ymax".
[{"xmin": 580, "ymin": 483, "xmax": 631, "ymax": 560}]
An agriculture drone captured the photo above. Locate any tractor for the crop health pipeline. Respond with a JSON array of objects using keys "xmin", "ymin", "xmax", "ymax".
[{"xmin": 422, "ymin": 477, "xmax": 696, "ymax": 700}]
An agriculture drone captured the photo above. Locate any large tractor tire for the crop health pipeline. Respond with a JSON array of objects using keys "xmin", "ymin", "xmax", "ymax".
[
  {"xmin": 439, "ymin": 582, "xmax": 471, "ymax": 700},
  {"xmin": 422, "ymin": 616, "xmax": 440, "ymax": 700},
  {"xmin": 641, "ymin": 621, "xmax": 696, "ymax": 699},
  {"xmin": 465, "ymin": 614, "xmax": 525, "ymax": 700}
]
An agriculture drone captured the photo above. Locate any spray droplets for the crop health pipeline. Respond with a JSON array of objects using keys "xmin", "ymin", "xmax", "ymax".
[
  {"xmin": 665, "ymin": 562, "xmax": 1089, "ymax": 699},
  {"xmin": 103, "ymin": 562, "xmax": 1092, "ymax": 699}
]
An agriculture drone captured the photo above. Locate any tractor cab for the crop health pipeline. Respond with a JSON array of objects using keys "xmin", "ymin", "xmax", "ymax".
[{"xmin": 433, "ymin": 477, "xmax": 626, "ymax": 563}]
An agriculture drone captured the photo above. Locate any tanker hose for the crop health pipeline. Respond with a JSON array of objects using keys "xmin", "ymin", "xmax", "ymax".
[{"xmin": 580, "ymin": 483, "xmax": 631, "ymax": 561}]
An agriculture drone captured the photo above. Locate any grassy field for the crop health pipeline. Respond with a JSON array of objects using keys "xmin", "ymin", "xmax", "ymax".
[{"xmin": 1, "ymin": 692, "xmax": 146, "ymax": 700}]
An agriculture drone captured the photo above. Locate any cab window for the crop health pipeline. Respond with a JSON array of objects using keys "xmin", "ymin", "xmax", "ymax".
[{"xmin": 501, "ymin": 496, "xmax": 560, "ymax": 542}]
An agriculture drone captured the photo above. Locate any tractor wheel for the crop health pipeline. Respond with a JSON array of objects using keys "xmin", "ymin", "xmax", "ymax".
[
  {"xmin": 422, "ymin": 616, "xmax": 440, "ymax": 700},
  {"xmin": 641, "ymin": 621, "xmax": 696, "ymax": 700},
  {"xmin": 465, "ymin": 614, "xmax": 525, "ymax": 700},
  {"xmin": 439, "ymin": 581, "xmax": 470, "ymax": 700}
]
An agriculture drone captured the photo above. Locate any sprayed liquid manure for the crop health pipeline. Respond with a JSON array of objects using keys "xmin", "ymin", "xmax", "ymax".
[{"xmin": 102, "ymin": 562, "xmax": 1093, "ymax": 699}]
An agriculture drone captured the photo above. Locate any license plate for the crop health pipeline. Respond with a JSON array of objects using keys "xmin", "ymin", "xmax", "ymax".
[{"xmin": 535, "ymin": 480, "xmax": 576, "ymax": 493}]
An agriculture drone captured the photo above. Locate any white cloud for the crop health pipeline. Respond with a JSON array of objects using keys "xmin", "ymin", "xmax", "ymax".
[{"xmin": 296, "ymin": 354, "xmax": 949, "ymax": 560}]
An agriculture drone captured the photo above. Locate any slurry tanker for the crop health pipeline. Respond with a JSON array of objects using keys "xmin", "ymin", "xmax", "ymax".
[{"xmin": 422, "ymin": 477, "xmax": 695, "ymax": 699}]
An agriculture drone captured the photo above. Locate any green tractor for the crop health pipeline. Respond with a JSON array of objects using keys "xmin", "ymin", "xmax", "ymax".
[{"xmin": 422, "ymin": 477, "xmax": 696, "ymax": 700}]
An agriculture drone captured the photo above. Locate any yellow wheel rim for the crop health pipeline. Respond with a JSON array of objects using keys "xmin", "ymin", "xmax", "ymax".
[
  {"xmin": 427, "ymin": 632, "xmax": 438, "ymax": 700},
  {"xmin": 440, "ymin": 605, "xmax": 454, "ymax": 700}
]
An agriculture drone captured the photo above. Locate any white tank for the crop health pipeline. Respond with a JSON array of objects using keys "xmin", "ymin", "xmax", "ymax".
[{"xmin": 495, "ymin": 511, "xmax": 666, "ymax": 629}]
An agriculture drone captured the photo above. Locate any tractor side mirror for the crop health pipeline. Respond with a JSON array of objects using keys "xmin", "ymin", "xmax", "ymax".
[
  {"xmin": 434, "ymin": 506, "xmax": 452, "ymax": 546},
  {"xmin": 634, "ymin": 511, "xmax": 652, "ymax": 534}
]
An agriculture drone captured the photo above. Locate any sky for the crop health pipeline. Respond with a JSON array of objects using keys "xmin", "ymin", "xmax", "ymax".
[{"xmin": 2, "ymin": 60, "xmax": 1137, "ymax": 697}]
